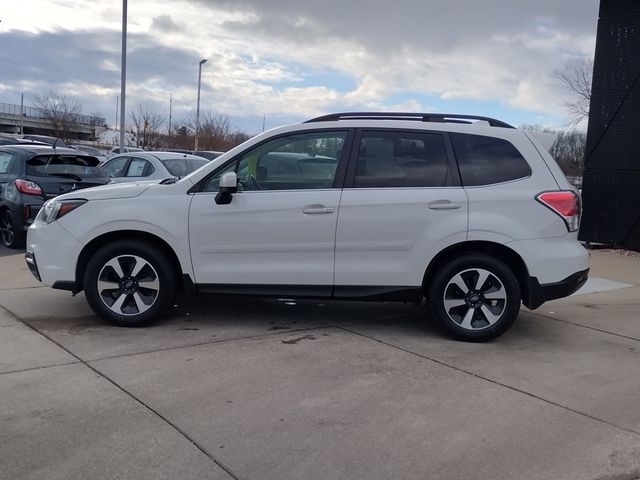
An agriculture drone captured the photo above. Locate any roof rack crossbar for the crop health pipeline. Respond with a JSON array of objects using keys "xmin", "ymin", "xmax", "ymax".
[{"xmin": 304, "ymin": 112, "xmax": 514, "ymax": 128}]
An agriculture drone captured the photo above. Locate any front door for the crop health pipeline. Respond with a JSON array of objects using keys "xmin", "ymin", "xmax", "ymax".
[{"xmin": 189, "ymin": 129, "xmax": 352, "ymax": 293}]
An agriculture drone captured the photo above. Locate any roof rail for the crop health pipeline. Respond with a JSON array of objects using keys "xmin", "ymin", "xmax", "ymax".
[{"xmin": 304, "ymin": 112, "xmax": 515, "ymax": 128}]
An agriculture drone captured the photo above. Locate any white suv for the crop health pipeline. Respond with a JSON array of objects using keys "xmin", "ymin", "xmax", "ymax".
[{"xmin": 26, "ymin": 113, "xmax": 589, "ymax": 341}]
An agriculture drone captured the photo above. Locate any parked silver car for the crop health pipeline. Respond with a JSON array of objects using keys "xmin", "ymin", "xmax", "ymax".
[
  {"xmin": 106, "ymin": 146, "xmax": 145, "ymax": 159},
  {"xmin": 101, "ymin": 151, "xmax": 209, "ymax": 183}
]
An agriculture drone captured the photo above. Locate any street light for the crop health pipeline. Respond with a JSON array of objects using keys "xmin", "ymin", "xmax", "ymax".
[
  {"xmin": 119, "ymin": 0, "xmax": 127, "ymax": 154},
  {"xmin": 194, "ymin": 58, "xmax": 207, "ymax": 151}
]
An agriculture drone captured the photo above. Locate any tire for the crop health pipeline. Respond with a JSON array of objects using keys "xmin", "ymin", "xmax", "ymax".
[
  {"xmin": 1, "ymin": 209, "xmax": 24, "ymax": 249},
  {"xmin": 428, "ymin": 254, "xmax": 521, "ymax": 342},
  {"xmin": 83, "ymin": 240, "xmax": 176, "ymax": 327}
]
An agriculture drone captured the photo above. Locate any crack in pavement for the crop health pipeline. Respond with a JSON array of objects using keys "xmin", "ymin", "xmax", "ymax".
[{"xmin": 267, "ymin": 300, "xmax": 640, "ymax": 438}]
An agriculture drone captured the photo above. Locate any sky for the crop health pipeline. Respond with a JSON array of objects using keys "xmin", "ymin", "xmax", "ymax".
[{"xmin": 0, "ymin": 0, "xmax": 599, "ymax": 135}]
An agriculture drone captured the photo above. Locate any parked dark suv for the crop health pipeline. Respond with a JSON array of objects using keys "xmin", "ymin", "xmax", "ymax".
[{"xmin": 0, "ymin": 145, "xmax": 110, "ymax": 248}]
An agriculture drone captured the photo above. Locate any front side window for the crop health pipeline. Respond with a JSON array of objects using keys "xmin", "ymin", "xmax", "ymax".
[
  {"xmin": 203, "ymin": 131, "xmax": 347, "ymax": 192},
  {"xmin": 354, "ymin": 130, "xmax": 450, "ymax": 188},
  {"xmin": 103, "ymin": 156, "xmax": 129, "ymax": 177},
  {"xmin": 451, "ymin": 133, "xmax": 532, "ymax": 186}
]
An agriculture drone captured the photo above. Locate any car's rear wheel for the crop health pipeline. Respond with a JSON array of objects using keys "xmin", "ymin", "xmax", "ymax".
[
  {"xmin": 428, "ymin": 254, "xmax": 521, "ymax": 342},
  {"xmin": 83, "ymin": 241, "xmax": 176, "ymax": 327},
  {"xmin": 1, "ymin": 209, "xmax": 24, "ymax": 249}
]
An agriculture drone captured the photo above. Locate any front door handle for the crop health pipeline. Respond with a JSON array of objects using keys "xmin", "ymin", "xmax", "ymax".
[
  {"xmin": 302, "ymin": 204, "xmax": 335, "ymax": 214},
  {"xmin": 428, "ymin": 200, "xmax": 461, "ymax": 210}
]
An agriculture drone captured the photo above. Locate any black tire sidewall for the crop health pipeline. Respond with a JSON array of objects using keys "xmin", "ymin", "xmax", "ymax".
[
  {"xmin": 1, "ymin": 209, "xmax": 24, "ymax": 249},
  {"xmin": 83, "ymin": 241, "xmax": 176, "ymax": 327},
  {"xmin": 429, "ymin": 254, "xmax": 521, "ymax": 342}
]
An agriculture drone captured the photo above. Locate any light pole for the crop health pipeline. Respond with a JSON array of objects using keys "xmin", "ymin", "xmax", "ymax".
[
  {"xmin": 119, "ymin": 0, "xmax": 127, "ymax": 153},
  {"xmin": 194, "ymin": 58, "xmax": 207, "ymax": 151}
]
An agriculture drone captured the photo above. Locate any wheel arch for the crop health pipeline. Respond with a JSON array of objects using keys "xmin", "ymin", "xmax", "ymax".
[
  {"xmin": 75, "ymin": 230, "xmax": 187, "ymax": 294},
  {"xmin": 422, "ymin": 241, "xmax": 532, "ymax": 306}
]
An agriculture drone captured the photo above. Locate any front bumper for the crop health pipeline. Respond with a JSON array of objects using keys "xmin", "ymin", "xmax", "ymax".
[
  {"xmin": 525, "ymin": 268, "xmax": 589, "ymax": 310},
  {"xmin": 26, "ymin": 220, "xmax": 81, "ymax": 288}
]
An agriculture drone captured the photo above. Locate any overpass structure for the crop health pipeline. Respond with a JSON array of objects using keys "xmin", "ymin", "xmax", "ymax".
[{"xmin": 0, "ymin": 103, "xmax": 107, "ymax": 140}]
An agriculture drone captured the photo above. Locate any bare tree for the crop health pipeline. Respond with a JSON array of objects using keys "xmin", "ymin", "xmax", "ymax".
[
  {"xmin": 181, "ymin": 111, "xmax": 249, "ymax": 150},
  {"xmin": 130, "ymin": 103, "xmax": 165, "ymax": 149},
  {"xmin": 552, "ymin": 58, "xmax": 593, "ymax": 127},
  {"xmin": 521, "ymin": 124, "xmax": 586, "ymax": 179},
  {"xmin": 34, "ymin": 90, "xmax": 83, "ymax": 141}
]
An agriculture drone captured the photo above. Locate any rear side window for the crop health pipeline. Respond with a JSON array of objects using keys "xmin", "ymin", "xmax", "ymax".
[
  {"xmin": 451, "ymin": 133, "xmax": 531, "ymax": 186},
  {"xmin": 126, "ymin": 157, "xmax": 154, "ymax": 177},
  {"xmin": 26, "ymin": 155, "xmax": 106, "ymax": 178},
  {"xmin": 354, "ymin": 130, "xmax": 449, "ymax": 188}
]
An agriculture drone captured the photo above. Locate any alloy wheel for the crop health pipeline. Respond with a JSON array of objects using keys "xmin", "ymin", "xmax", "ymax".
[
  {"xmin": 442, "ymin": 268, "xmax": 507, "ymax": 331},
  {"xmin": 97, "ymin": 255, "xmax": 160, "ymax": 316}
]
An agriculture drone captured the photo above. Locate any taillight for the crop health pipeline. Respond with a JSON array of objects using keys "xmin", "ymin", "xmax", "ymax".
[
  {"xmin": 536, "ymin": 191, "xmax": 581, "ymax": 232},
  {"xmin": 15, "ymin": 179, "xmax": 43, "ymax": 196}
]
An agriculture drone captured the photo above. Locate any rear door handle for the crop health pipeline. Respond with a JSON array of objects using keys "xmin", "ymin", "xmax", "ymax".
[
  {"xmin": 302, "ymin": 204, "xmax": 335, "ymax": 214},
  {"xmin": 428, "ymin": 200, "xmax": 461, "ymax": 210}
]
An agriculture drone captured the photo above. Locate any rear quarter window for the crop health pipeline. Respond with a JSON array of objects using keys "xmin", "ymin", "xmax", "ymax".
[
  {"xmin": 451, "ymin": 133, "xmax": 532, "ymax": 186},
  {"xmin": 0, "ymin": 152, "xmax": 12, "ymax": 173}
]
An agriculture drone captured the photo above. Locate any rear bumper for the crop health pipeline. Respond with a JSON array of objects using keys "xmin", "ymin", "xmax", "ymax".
[
  {"xmin": 24, "ymin": 250, "xmax": 40, "ymax": 281},
  {"xmin": 525, "ymin": 268, "xmax": 589, "ymax": 309}
]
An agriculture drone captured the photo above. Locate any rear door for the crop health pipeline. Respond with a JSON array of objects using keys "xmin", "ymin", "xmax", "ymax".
[{"xmin": 334, "ymin": 129, "xmax": 468, "ymax": 293}]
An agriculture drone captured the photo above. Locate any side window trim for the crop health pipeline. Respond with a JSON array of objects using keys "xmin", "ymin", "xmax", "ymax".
[
  {"xmin": 343, "ymin": 128, "xmax": 459, "ymax": 189},
  {"xmin": 444, "ymin": 133, "xmax": 462, "ymax": 187},
  {"xmin": 189, "ymin": 128, "xmax": 356, "ymax": 193}
]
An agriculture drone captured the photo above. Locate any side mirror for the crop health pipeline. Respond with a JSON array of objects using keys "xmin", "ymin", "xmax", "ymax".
[{"xmin": 215, "ymin": 171, "xmax": 238, "ymax": 205}]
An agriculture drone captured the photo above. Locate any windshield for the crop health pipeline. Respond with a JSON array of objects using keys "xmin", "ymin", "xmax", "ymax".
[
  {"xmin": 26, "ymin": 155, "xmax": 107, "ymax": 178},
  {"xmin": 161, "ymin": 158, "xmax": 208, "ymax": 177}
]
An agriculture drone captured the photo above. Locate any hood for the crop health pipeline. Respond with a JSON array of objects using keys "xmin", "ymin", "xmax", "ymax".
[{"xmin": 55, "ymin": 180, "xmax": 153, "ymax": 201}]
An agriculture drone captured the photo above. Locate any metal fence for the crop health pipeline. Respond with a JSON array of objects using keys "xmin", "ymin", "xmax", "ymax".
[{"xmin": 0, "ymin": 102, "xmax": 106, "ymax": 127}]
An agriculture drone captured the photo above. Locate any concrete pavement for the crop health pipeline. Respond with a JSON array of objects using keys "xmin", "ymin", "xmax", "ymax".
[{"xmin": 1, "ymin": 249, "xmax": 640, "ymax": 480}]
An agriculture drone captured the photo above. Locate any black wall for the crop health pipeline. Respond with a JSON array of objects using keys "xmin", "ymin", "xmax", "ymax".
[{"xmin": 580, "ymin": 0, "xmax": 640, "ymax": 249}]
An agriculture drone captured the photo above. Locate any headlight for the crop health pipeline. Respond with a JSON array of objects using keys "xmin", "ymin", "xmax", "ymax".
[{"xmin": 33, "ymin": 199, "xmax": 87, "ymax": 226}]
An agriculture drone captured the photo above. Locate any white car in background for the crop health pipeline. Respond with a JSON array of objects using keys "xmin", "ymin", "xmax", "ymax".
[
  {"xmin": 68, "ymin": 145, "xmax": 108, "ymax": 164},
  {"xmin": 106, "ymin": 146, "xmax": 145, "ymax": 159},
  {"xmin": 101, "ymin": 152, "xmax": 209, "ymax": 182},
  {"xmin": 25, "ymin": 112, "xmax": 589, "ymax": 342}
]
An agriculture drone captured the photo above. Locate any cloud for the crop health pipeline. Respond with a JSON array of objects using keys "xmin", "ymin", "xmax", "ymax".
[
  {"xmin": 151, "ymin": 15, "xmax": 182, "ymax": 33},
  {"xmin": 0, "ymin": 0, "xmax": 601, "ymax": 132}
]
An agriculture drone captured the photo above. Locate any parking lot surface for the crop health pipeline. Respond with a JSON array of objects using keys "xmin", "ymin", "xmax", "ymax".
[{"xmin": 2, "ymin": 247, "xmax": 640, "ymax": 479}]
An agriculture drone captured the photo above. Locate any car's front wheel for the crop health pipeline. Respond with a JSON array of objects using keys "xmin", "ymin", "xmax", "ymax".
[
  {"xmin": 83, "ymin": 241, "xmax": 176, "ymax": 327},
  {"xmin": 428, "ymin": 254, "xmax": 521, "ymax": 342}
]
